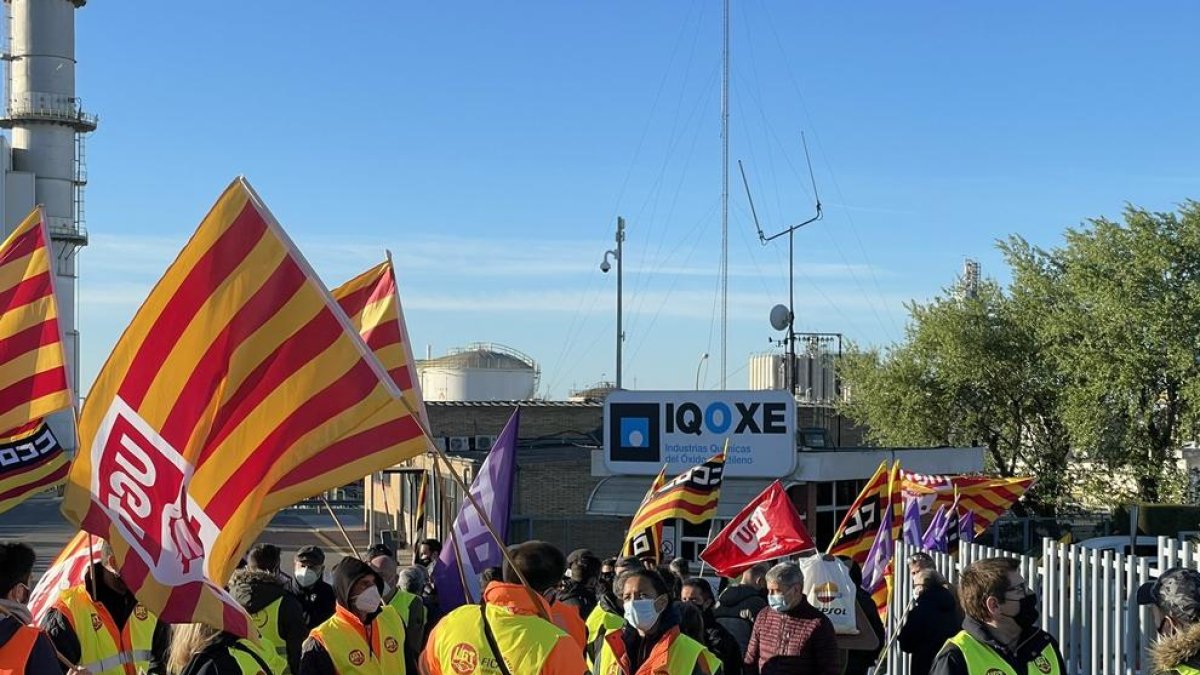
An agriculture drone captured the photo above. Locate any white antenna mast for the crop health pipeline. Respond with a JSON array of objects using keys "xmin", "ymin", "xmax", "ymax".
[{"xmin": 720, "ymin": 0, "xmax": 730, "ymax": 389}]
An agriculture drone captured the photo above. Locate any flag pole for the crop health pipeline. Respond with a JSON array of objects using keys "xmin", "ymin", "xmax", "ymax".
[
  {"xmin": 430, "ymin": 449, "xmax": 476, "ymax": 604},
  {"xmin": 696, "ymin": 439, "xmax": 730, "ymax": 578},
  {"xmin": 399, "ymin": 399, "xmax": 549, "ymax": 620},
  {"xmin": 0, "ymin": 604, "xmax": 77, "ymax": 669},
  {"xmin": 321, "ymin": 496, "xmax": 363, "ymax": 560}
]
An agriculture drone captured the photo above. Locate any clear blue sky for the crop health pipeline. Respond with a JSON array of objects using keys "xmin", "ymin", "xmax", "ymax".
[{"xmin": 70, "ymin": 2, "xmax": 1200, "ymax": 398}]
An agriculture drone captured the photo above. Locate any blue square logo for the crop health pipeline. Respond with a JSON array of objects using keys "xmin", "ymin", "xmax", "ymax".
[
  {"xmin": 620, "ymin": 417, "xmax": 650, "ymax": 448},
  {"xmin": 609, "ymin": 402, "xmax": 660, "ymax": 463}
]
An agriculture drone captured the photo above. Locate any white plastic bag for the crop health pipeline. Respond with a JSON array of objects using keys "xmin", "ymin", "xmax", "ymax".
[{"xmin": 798, "ymin": 554, "xmax": 859, "ymax": 635}]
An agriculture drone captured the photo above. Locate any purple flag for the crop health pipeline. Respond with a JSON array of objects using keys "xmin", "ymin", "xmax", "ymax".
[
  {"xmin": 902, "ymin": 496, "xmax": 923, "ymax": 547},
  {"xmin": 921, "ymin": 505, "xmax": 948, "ymax": 553},
  {"xmin": 432, "ymin": 408, "xmax": 519, "ymax": 611},
  {"xmin": 861, "ymin": 516, "xmax": 893, "ymax": 592},
  {"xmin": 959, "ymin": 508, "xmax": 976, "ymax": 543}
]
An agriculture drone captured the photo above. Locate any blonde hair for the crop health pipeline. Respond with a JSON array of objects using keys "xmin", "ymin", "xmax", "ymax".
[{"xmin": 167, "ymin": 623, "xmax": 221, "ymax": 674}]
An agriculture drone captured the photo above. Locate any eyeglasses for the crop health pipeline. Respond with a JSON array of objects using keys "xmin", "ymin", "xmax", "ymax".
[{"xmin": 1003, "ymin": 582, "xmax": 1029, "ymax": 599}]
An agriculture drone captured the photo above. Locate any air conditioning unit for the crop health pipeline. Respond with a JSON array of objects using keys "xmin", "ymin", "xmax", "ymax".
[
  {"xmin": 447, "ymin": 436, "xmax": 471, "ymax": 453},
  {"xmin": 432, "ymin": 437, "xmax": 449, "ymax": 452},
  {"xmin": 474, "ymin": 435, "xmax": 498, "ymax": 452}
]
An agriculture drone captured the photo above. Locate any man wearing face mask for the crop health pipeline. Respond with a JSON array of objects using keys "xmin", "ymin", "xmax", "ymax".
[
  {"xmin": 289, "ymin": 546, "xmax": 336, "ymax": 631},
  {"xmin": 415, "ymin": 539, "xmax": 442, "ymax": 570},
  {"xmin": 0, "ymin": 542, "xmax": 62, "ymax": 672},
  {"xmin": 301, "ymin": 557, "xmax": 407, "ymax": 674},
  {"xmin": 42, "ymin": 541, "xmax": 170, "ymax": 674},
  {"xmin": 930, "ymin": 557, "xmax": 1064, "ymax": 675},
  {"xmin": 593, "ymin": 568, "xmax": 721, "ymax": 675},
  {"xmin": 237, "ymin": 542, "xmax": 308, "ymax": 673},
  {"xmin": 743, "ymin": 562, "xmax": 837, "ymax": 675},
  {"xmin": 1137, "ymin": 566, "xmax": 1200, "ymax": 674},
  {"xmin": 586, "ymin": 555, "xmax": 639, "ymax": 666},
  {"xmin": 681, "ymin": 579, "xmax": 741, "ymax": 675},
  {"xmin": 369, "ymin": 554, "xmax": 427, "ymax": 672}
]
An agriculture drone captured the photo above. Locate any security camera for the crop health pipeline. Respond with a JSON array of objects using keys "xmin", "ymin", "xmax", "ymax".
[{"xmin": 600, "ymin": 260, "xmax": 611, "ymax": 273}]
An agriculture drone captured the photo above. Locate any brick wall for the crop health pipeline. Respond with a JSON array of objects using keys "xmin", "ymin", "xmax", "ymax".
[{"xmin": 426, "ymin": 403, "xmax": 602, "ymax": 440}]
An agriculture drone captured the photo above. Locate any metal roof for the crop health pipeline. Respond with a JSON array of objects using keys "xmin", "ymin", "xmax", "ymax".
[
  {"xmin": 427, "ymin": 400, "xmax": 600, "ymax": 408},
  {"xmin": 586, "ymin": 476, "xmax": 781, "ymax": 519},
  {"xmin": 418, "ymin": 343, "xmax": 537, "ymax": 371}
]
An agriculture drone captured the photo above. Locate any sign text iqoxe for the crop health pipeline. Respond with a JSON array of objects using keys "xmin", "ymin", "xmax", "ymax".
[{"xmin": 604, "ymin": 390, "xmax": 796, "ymax": 477}]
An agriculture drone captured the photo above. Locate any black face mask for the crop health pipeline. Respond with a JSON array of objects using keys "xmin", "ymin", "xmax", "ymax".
[
  {"xmin": 1013, "ymin": 593, "xmax": 1039, "ymax": 630},
  {"xmin": 599, "ymin": 573, "xmax": 614, "ymax": 586},
  {"xmin": 417, "ymin": 555, "xmax": 432, "ymax": 566}
]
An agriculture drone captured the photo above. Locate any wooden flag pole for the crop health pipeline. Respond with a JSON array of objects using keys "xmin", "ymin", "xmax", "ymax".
[
  {"xmin": 430, "ymin": 449, "xmax": 477, "ymax": 604},
  {"xmin": 321, "ymin": 496, "xmax": 363, "ymax": 561},
  {"xmin": 696, "ymin": 439, "xmax": 730, "ymax": 578}
]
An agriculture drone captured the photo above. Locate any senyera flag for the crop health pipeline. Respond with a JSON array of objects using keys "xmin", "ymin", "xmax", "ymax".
[
  {"xmin": 623, "ymin": 468, "xmax": 668, "ymax": 562},
  {"xmin": 0, "ymin": 207, "xmax": 75, "ymax": 514},
  {"xmin": 827, "ymin": 461, "xmax": 890, "ymax": 564},
  {"xmin": 699, "ymin": 480, "xmax": 814, "ymax": 577},
  {"xmin": 61, "ymin": 178, "xmax": 423, "ymax": 637},
  {"xmin": 29, "ymin": 531, "xmax": 104, "ymax": 623},
  {"xmin": 622, "ymin": 453, "xmax": 726, "ymax": 557},
  {"xmin": 261, "ymin": 256, "xmax": 432, "ymax": 513},
  {"xmin": 902, "ymin": 471, "xmax": 1035, "ymax": 538}
]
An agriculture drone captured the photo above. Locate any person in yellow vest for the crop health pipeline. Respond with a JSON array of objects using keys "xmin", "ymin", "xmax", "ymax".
[
  {"xmin": 41, "ymin": 542, "xmax": 169, "ymax": 674},
  {"xmin": 593, "ymin": 568, "xmax": 721, "ymax": 675},
  {"xmin": 1138, "ymin": 566, "xmax": 1200, "ymax": 675},
  {"xmin": 368, "ymin": 552, "xmax": 427, "ymax": 671},
  {"xmin": 930, "ymin": 557, "xmax": 1064, "ymax": 675},
  {"xmin": 0, "ymin": 542, "xmax": 66, "ymax": 672},
  {"xmin": 586, "ymin": 555, "xmax": 638, "ymax": 666},
  {"xmin": 237, "ymin": 544, "xmax": 307, "ymax": 674},
  {"xmin": 500, "ymin": 542, "xmax": 587, "ymax": 652},
  {"xmin": 299, "ymin": 557, "xmax": 406, "ymax": 675},
  {"xmin": 420, "ymin": 540, "xmax": 588, "ymax": 675},
  {"xmin": 166, "ymin": 621, "xmax": 288, "ymax": 674}
]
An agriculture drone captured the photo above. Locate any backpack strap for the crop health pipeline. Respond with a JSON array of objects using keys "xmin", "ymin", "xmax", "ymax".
[{"xmin": 480, "ymin": 602, "xmax": 515, "ymax": 675}]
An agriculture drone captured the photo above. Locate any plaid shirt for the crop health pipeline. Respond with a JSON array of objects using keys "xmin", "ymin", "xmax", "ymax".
[{"xmin": 743, "ymin": 601, "xmax": 839, "ymax": 675}]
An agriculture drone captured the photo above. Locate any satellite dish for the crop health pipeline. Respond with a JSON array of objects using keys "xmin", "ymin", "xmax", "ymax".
[{"xmin": 769, "ymin": 304, "xmax": 791, "ymax": 331}]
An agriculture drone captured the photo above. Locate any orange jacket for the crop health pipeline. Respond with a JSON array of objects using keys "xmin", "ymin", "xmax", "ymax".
[
  {"xmin": 548, "ymin": 599, "xmax": 588, "ymax": 652},
  {"xmin": 421, "ymin": 582, "xmax": 587, "ymax": 675}
]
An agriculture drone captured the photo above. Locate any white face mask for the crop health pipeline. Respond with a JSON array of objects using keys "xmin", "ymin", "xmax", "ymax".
[
  {"xmin": 294, "ymin": 567, "xmax": 319, "ymax": 588},
  {"xmin": 354, "ymin": 585, "xmax": 383, "ymax": 613},
  {"xmin": 624, "ymin": 599, "xmax": 661, "ymax": 632}
]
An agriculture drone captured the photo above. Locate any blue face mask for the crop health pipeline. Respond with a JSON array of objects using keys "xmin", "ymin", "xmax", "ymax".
[
  {"xmin": 768, "ymin": 593, "xmax": 790, "ymax": 612},
  {"xmin": 624, "ymin": 598, "xmax": 662, "ymax": 631}
]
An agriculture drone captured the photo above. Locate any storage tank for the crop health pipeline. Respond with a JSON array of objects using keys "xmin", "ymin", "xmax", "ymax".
[
  {"xmin": 748, "ymin": 352, "xmax": 785, "ymax": 390},
  {"xmin": 417, "ymin": 343, "xmax": 539, "ymax": 401}
]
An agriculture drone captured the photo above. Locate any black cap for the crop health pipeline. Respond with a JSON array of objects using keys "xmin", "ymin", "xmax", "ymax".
[
  {"xmin": 296, "ymin": 545, "xmax": 325, "ymax": 565},
  {"xmin": 615, "ymin": 555, "xmax": 641, "ymax": 570},
  {"xmin": 1138, "ymin": 567, "xmax": 1200, "ymax": 622},
  {"xmin": 366, "ymin": 543, "xmax": 394, "ymax": 560}
]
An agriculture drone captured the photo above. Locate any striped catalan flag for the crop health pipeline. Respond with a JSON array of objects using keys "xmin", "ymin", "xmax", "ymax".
[
  {"xmin": 259, "ymin": 258, "xmax": 431, "ymax": 512},
  {"xmin": 623, "ymin": 454, "xmax": 726, "ymax": 552},
  {"xmin": 0, "ymin": 208, "xmax": 72, "ymax": 433},
  {"xmin": 901, "ymin": 472, "xmax": 1035, "ymax": 536},
  {"xmin": 622, "ymin": 467, "xmax": 668, "ymax": 561},
  {"xmin": 0, "ymin": 208, "xmax": 73, "ymax": 514},
  {"xmin": 827, "ymin": 460, "xmax": 890, "ymax": 564},
  {"xmin": 61, "ymin": 178, "xmax": 422, "ymax": 637}
]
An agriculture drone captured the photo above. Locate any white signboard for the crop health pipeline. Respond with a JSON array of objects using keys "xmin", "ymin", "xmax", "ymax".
[{"xmin": 603, "ymin": 390, "xmax": 796, "ymax": 478}]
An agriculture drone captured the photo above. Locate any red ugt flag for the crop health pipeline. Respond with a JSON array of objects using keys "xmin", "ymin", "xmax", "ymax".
[{"xmin": 700, "ymin": 481, "xmax": 814, "ymax": 577}]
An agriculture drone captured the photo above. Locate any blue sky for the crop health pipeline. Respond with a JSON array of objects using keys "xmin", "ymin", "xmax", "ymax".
[{"xmin": 69, "ymin": 2, "xmax": 1200, "ymax": 397}]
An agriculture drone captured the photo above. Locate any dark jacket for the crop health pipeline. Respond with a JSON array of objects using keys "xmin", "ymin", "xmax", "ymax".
[
  {"xmin": 844, "ymin": 587, "xmax": 886, "ymax": 675},
  {"xmin": 551, "ymin": 578, "xmax": 597, "ymax": 621},
  {"xmin": 702, "ymin": 607, "xmax": 743, "ymax": 675},
  {"xmin": 1152, "ymin": 621, "xmax": 1200, "ymax": 675},
  {"xmin": 743, "ymin": 600, "xmax": 839, "ymax": 675},
  {"xmin": 41, "ymin": 564, "xmax": 170, "ymax": 674},
  {"xmin": 0, "ymin": 607, "xmax": 59, "ymax": 673},
  {"xmin": 897, "ymin": 584, "xmax": 962, "ymax": 675},
  {"xmin": 928, "ymin": 616, "xmax": 1066, "ymax": 675},
  {"xmin": 179, "ymin": 632, "xmax": 278, "ymax": 675},
  {"xmin": 299, "ymin": 558, "xmax": 383, "ymax": 675},
  {"xmin": 229, "ymin": 569, "xmax": 307, "ymax": 675},
  {"xmin": 286, "ymin": 574, "xmax": 336, "ymax": 631},
  {"xmin": 714, "ymin": 584, "xmax": 766, "ymax": 654}
]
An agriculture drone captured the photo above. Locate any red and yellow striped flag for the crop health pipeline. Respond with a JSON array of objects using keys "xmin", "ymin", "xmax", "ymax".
[
  {"xmin": 902, "ymin": 472, "xmax": 1035, "ymax": 536},
  {"xmin": 827, "ymin": 461, "xmax": 890, "ymax": 564},
  {"xmin": 61, "ymin": 178, "xmax": 421, "ymax": 637},
  {"xmin": 0, "ymin": 208, "xmax": 73, "ymax": 514},
  {"xmin": 259, "ymin": 258, "xmax": 431, "ymax": 512},
  {"xmin": 623, "ymin": 468, "xmax": 668, "ymax": 561},
  {"xmin": 622, "ymin": 454, "xmax": 726, "ymax": 557}
]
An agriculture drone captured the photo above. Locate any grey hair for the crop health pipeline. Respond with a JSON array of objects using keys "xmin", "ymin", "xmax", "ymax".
[
  {"xmin": 398, "ymin": 565, "xmax": 427, "ymax": 593},
  {"xmin": 766, "ymin": 562, "xmax": 804, "ymax": 589}
]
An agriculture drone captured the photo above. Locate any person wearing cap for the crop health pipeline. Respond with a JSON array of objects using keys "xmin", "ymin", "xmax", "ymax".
[
  {"xmin": 420, "ymin": 540, "xmax": 587, "ymax": 675},
  {"xmin": 0, "ymin": 542, "xmax": 63, "ymax": 672},
  {"xmin": 300, "ymin": 557, "xmax": 407, "ymax": 674},
  {"xmin": 554, "ymin": 549, "xmax": 600, "ymax": 621},
  {"xmin": 1137, "ymin": 566, "xmax": 1200, "ymax": 674},
  {"xmin": 930, "ymin": 557, "xmax": 1064, "ymax": 675},
  {"xmin": 41, "ymin": 541, "xmax": 170, "ymax": 674},
  {"xmin": 288, "ymin": 546, "xmax": 336, "ymax": 630},
  {"xmin": 586, "ymin": 555, "xmax": 639, "ymax": 665}
]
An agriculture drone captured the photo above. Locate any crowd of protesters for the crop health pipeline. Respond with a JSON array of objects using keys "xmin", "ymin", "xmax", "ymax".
[{"xmin": 10, "ymin": 532, "xmax": 1200, "ymax": 674}]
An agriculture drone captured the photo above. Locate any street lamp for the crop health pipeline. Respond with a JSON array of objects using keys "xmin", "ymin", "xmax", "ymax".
[
  {"xmin": 695, "ymin": 353, "xmax": 709, "ymax": 390},
  {"xmin": 601, "ymin": 217, "xmax": 625, "ymax": 390}
]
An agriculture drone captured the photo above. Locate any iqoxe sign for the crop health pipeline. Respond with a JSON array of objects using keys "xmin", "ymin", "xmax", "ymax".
[{"xmin": 604, "ymin": 390, "xmax": 796, "ymax": 478}]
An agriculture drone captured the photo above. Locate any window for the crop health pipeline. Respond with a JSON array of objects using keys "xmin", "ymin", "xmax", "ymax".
[
  {"xmin": 679, "ymin": 519, "xmax": 717, "ymax": 562},
  {"xmin": 812, "ymin": 478, "xmax": 866, "ymax": 550}
]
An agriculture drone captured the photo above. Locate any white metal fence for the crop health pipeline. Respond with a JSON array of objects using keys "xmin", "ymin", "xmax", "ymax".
[{"xmin": 879, "ymin": 536, "xmax": 1197, "ymax": 675}]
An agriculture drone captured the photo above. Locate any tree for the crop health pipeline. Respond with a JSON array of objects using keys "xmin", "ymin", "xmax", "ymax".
[{"xmin": 839, "ymin": 281, "xmax": 1071, "ymax": 512}]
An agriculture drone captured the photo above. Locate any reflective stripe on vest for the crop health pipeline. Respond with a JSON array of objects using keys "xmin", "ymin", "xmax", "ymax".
[
  {"xmin": 230, "ymin": 637, "xmax": 288, "ymax": 675},
  {"xmin": 0, "ymin": 623, "xmax": 40, "ymax": 673},
  {"xmin": 388, "ymin": 590, "xmax": 418, "ymax": 626},
  {"xmin": 310, "ymin": 604, "xmax": 406, "ymax": 674},
  {"xmin": 249, "ymin": 597, "xmax": 288, "ymax": 662},
  {"xmin": 585, "ymin": 607, "xmax": 624, "ymax": 647},
  {"xmin": 948, "ymin": 631, "xmax": 1061, "ymax": 675},
  {"xmin": 433, "ymin": 603, "xmax": 563, "ymax": 674},
  {"xmin": 55, "ymin": 584, "xmax": 157, "ymax": 675},
  {"xmin": 1176, "ymin": 666, "xmax": 1200, "ymax": 675},
  {"xmin": 595, "ymin": 625, "xmax": 720, "ymax": 675}
]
